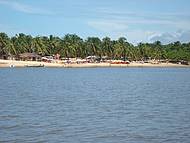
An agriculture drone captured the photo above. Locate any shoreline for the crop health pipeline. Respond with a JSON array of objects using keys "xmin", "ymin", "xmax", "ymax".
[{"xmin": 0, "ymin": 59, "xmax": 189, "ymax": 68}]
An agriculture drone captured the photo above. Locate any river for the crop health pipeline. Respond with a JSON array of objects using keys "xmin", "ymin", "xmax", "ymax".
[{"xmin": 0, "ymin": 67, "xmax": 190, "ymax": 143}]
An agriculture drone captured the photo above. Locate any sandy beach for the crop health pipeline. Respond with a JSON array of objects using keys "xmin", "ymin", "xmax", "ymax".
[
  {"xmin": 0, "ymin": 59, "xmax": 65, "ymax": 68},
  {"xmin": 0, "ymin": 59, "xmax": 189, "ymax": 68}
]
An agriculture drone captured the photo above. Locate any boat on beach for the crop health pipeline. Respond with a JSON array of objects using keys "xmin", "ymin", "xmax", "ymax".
[{"xmin": 25, "ymin": 64, "xmax": 44, "ymax": 67}]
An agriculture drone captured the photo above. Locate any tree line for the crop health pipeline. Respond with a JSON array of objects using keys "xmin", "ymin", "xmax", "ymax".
[{"xmin": 0, "ymin": 32, "xmax": 190, "ymax": 61}]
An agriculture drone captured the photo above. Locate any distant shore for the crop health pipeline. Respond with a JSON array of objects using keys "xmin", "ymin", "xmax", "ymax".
[{"xmin": 0, "ymin": 59, "xmax": 189, "ymax": 68}]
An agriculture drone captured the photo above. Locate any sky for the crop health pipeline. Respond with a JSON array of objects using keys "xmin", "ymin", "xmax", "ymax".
[{"xmin": 0, "ymin": 0, "xmax": 190, "ymax": 44}]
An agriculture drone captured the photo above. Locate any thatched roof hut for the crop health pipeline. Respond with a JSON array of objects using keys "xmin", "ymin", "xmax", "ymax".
[{"xmin": 19, "ymin": 53, "xmax": 41, "ymax": 61}]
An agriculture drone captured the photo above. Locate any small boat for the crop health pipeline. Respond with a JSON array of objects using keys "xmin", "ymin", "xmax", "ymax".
[{"xmin": 25, "ymin": 64, "xmax": 44, "ymax": 67}]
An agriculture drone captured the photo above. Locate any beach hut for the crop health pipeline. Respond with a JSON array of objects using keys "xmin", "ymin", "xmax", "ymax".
[
  {"xmin": 0, "ymin": 54, "xmax": 16, "ymax": 60},
  {"xmin": 0, "ymin": 54, "xmax": 9, "ymax": 60},
  {"xmin": 19, "ymin": 53, "xmax": 41, "ymax": 61}
]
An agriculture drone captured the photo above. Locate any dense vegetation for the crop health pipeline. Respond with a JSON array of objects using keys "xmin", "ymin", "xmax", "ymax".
[{"xmin": 0, "ymin": 32, "xmax": 190, "ymax": 61}]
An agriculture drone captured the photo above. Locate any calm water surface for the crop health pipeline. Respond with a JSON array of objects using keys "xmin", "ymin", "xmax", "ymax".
[{"xmin": 0, "ymin": 68, "xmax": 190, "ymax": 143}]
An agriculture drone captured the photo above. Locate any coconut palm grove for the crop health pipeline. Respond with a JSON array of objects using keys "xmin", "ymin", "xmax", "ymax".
[{"xmin": 0, "ymin": 32, "xmax": 190, "ymax": 62}]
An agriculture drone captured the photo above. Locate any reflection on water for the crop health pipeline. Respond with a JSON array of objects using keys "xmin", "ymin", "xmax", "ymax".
[{"xmin": 0, "ymin": 68, "xmax": 190, "ymax": 142}]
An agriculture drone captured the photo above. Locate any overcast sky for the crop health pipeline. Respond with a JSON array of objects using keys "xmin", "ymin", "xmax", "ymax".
[{"xmin": 0, "ymin": 0, "xmax": 190, "ymax": 44}]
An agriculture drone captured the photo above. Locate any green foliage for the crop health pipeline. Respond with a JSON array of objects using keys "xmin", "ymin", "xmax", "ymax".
[{"xmin": 0, "ymin": 32, "xmax": 190, "ymax": 61}]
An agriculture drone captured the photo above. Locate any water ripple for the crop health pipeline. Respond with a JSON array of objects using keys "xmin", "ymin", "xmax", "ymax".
[{"xmin": 0, "ymin": 68, "xmax": 190, "ymax": 142}]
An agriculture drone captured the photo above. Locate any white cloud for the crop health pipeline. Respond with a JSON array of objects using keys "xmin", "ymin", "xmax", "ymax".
[
  {"xmin": 90, "ymin": 7, "xmax": 190, "ymax": 30},
  {"xmin": 0, "ymin": 0, "xmax": 54, "ymax": 15},
  {"xmin": 87, "ymin": 18, "xmax": 190, "ymax": 44},
  {"xmin": 86, "ymin": 8, "xmax": 190, "ymax": 44},
  {"xmin": 87, "ymin": 19, "xmax": 157, "ymax": 44},
  {"xmin": 150, "ymin": 30, "xmax": 190, "ymax": 44},
  {"xmin": 126, "ymin": 30, "xmax": 156, "ymax": 44}
]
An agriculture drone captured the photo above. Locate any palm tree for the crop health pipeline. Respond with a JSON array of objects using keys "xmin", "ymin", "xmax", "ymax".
[
  {"xmin": 153, "ymin": 41, "xmax": 162, "ymax": 60},
  {"xmin": 0, "ymin": 32, "xmax": 190, "ymax": 62},
  {"xmin": 11, "ymin": 33, "xmax": 32, "ymax": 54},
  {"xmin": 86, "ymin": 37, "xmax": 102, "ymax": 58},
  {"xmin": 0, "ymin": 32, "xmax": 16, "ymax": 58},
  {"xmin": 114, "ymin": 37, "xmax": 129, "ymax": 61},
  {"xmin": 138, "ymin": 42, "xmax": 153, "ymax": 60},
  {"xmin": 102, "ymin": 37, "xmax": 113, "ymax": 59},
  {"xmin": 32, "ymin": 36, "xmax": 48, "ymax": 55},
  {"xmin": 61, "ymin": 34, "xmax": 83, "ymax": 58},
  {"xmin": 47, "ymin": 35, "xmax": 62, "ymax": 55},
  {"xmin": 70, "ymin": 34, "xmax": 83, "ymax": 58}
]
